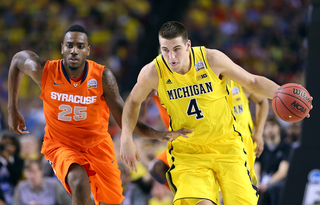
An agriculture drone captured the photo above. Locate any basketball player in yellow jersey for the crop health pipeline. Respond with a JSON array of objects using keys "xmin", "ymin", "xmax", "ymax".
[
  {"xmin": 227, "ymin": 80, "xmax": 268, "ymax": 188},
  {"xmin": 120, "ymin": 21, "xmax": 281, "ymax": 205}
]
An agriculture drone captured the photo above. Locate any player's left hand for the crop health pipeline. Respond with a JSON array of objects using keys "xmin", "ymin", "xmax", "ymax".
[
  {"xmin": 156, "ymin": 128, "xmax": 193, "ymax": 141},
  {"xmin": 120, "ymin": 137, "xmax": 141, "ymax": 173},
  {"xmin": 253, "ymin": 134, "xmax": 264, "ymax": 158}
]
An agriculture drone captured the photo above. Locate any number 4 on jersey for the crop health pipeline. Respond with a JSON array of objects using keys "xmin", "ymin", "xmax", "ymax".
[{"xmin": 187, "ymin": 98, "xmax": 204, "ymax": 119}]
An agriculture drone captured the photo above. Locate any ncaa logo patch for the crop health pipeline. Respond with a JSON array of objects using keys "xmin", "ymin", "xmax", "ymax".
[
  {"xmin": 232, "ymin": 87, "xmax": 240, "ymax": 96},
  {"xmin": 195, "ymin": 61, "xmax": 205, "ymax": 72},
  {"xmin": 88, "ymin": 79, "xmax": 97, "ymax": 89}
]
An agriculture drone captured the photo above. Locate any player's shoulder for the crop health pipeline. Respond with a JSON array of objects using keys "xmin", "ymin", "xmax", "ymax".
[
  {"xmin": 86, "ymin": 59, "xmax": 105, "ymax": 69},
  {"xmin": 205, "ymin": 48, "xmax": 225, "ymax": 60},
  {"xmin": 205, "ymin": 48, "xmax": 230, "ymax": 67},
  {"xmin": 139, "ymin": 61, "xmax": 158, "ymax": 78},
  {"xmin": 137, "ymin": 61, "xmax": 158, "ymax": 85}
]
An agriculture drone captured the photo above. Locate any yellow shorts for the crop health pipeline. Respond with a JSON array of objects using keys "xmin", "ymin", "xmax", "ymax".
[
  {"xmin": 166, "ymin": 132, "xmax": 258, "ymax": 205},
  {"xmin": 242, "ymin": 131, "xmax": 258, "ymax": 187}
]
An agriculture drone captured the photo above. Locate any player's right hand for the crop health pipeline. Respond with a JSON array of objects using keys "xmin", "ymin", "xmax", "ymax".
[
  {"xmin": 120, "ymin": 137, "xmax": 141, "ymax": 173},
  {"xmin": 156, "ymin": 128, "xmax": 193, "ymax": 141},
  {"xmin": 8, "ymin": 110, "xmax": 29, "ymax": 135}
]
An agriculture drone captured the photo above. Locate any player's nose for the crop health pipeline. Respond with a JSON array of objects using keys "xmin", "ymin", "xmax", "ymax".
[{"xmin": 71, "ymin": 47, "xmax": 78, "ymax": 54}]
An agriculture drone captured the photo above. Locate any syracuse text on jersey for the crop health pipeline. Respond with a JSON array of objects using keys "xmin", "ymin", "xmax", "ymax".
[{"xmin": 50, "ymin": 91, "xmax": 97, "ymax": 105}]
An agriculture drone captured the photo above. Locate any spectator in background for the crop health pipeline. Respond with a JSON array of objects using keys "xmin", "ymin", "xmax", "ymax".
[
  {"xmin": 19, "ymin": 134, "xmax": 40, "ymax": 161},
  {"xmin": 0, "ymin": 189, "xmax": 5, "ymax": 205},
  {"xmin": 284, "ymin": 121, "xmax": 302, "ymax": 149},
  {"xmin": 119, "ymin": 161, "xmax": 149, "ymax": 205},
  {"xmin": 13, "ymin": 159, "xmax": 72, "ymax": 205},
  {"xmin": 254, "ymin": 116, "xmax": 292, "ymax": 205},
  {"xmin": 0, "ymin": 130, "xmax": 24, "ymax": 205}
]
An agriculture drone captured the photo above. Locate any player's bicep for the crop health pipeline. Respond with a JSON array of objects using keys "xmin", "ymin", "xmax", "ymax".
[
  {"xmin": 207, "ymin": 49, "xmax": 256, "ymax": 88},
  {"xmin": 129, "ymin": 79, "xmax": 154, "ymax": 106},
  {"xmin": 14, "ymin": 51, "xmax": 46, "ymax": 85},
  {"xmin": 129, "ymin": 62, "xmax": 158, "ymax": 105},
  {"xmin": 102, "ymin": 67, "xmax": 124, "ymax": 107}
]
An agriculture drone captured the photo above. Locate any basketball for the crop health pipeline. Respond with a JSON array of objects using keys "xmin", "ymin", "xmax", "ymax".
[{"xmin": 272, "ymin": 83, "xmax": 312, "ymax": 122}]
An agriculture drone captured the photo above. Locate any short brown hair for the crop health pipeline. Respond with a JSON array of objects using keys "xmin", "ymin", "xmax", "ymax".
[
  {"xmin": 266, "ymin": 116, "xmax": 281, "ymax": 128},
  {"xmin": 159, "ymin": 21, "xmax": 188, "ymax": 43}
]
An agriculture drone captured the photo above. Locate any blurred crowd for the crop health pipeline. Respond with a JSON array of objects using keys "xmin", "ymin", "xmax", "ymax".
[{"xmin": 0, "ymin": 0, "xmax": 310, "ymax": 204}]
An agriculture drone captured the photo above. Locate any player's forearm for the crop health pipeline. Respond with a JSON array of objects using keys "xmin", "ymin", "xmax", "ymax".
[
  {"xmin": 121, "ymin": 95, "xmax": 143, "ymax": 140},
  {"xmin": 249, "ymin": 76, "xmax": 280, "ymax": 99},
  {"xmin": 7, "ymin": 54, "xmax": 25, "ymax": 112},
  {"xmin": 254, "ymin": 98, "xmax": 269, "ymax": 137}
]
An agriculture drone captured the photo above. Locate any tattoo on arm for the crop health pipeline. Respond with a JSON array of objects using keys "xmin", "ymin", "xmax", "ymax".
[{"xmin": 102, "ymin": 68, "xmax": 122, "ymax": 99}]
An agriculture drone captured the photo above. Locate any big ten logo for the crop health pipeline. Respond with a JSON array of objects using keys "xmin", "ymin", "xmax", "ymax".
[
  {"xmin": 303, "ymin": 169, "xmax": 320, "ymax": 205},
  {"xmin": 197, "ymin": 74, "xmax": 207, "ymax": 80}
]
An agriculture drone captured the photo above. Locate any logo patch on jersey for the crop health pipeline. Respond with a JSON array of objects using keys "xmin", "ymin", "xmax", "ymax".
[
  {"xmin": 88, "ymin": 79, "xmax": 97, "ymax": 89},
  {"xmin": 166, "ymin": 79, "xmax": 173, "ymax": 84},
  {"xmin": 54, "ymin": 81, "xmax": 63, "ymax": 85},
  {"xmin": 74, "ymin": 83, "xmax": 78, "ymax": 87},
  {"xmin": 232, "ymin": 87, "xmax": 240, "ymax": 96},
  {"xmin": 195, "ymin": 61, "xmax": 205, "ymax": 72},
  {"xmin": 197, "ymin": 74, "xmax": 207, "ymax": 80}
]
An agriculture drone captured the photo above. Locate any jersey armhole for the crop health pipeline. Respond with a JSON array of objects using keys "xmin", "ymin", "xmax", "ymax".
[{"xmin": 40, "ymin": 60, "xmax": 50, "ymax": 92}]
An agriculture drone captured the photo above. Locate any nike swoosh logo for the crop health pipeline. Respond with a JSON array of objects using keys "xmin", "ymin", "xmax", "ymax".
[{"xmin": 54, "ymin": 81, "xmax": 63, "ymax": 85}]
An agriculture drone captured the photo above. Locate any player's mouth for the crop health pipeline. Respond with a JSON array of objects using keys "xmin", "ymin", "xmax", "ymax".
[
  {"xmin": 69, "ymin": 57, "xmax": 79, "ymax": 63},
  {"xmin": 170, "ymin": 62, "xmax": 178, "ymax": 67}
]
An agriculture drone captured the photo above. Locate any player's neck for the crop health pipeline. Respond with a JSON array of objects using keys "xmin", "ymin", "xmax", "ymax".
[
  {"xmin": 177, "ymin": 53, "xmax": 192, "ymax": 75},
  {"xmin": 64, "ymin": 63, "xmax": 86, "ymax": 79}
]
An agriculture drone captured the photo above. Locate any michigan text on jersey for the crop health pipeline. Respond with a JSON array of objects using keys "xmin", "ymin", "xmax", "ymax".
[{"xmin": 167, "ymin": 82, "xmax": 213, "ymax": 100}]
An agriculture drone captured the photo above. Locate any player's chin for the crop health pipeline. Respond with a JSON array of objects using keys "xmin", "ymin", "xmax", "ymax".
[{"xmin": 68, "ymin": 64, "xmax": 80, "ymax": 71}]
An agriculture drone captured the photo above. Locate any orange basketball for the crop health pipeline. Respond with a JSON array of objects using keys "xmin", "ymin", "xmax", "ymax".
[{"xmin": 272, "ymin": 83, "xmax": 312, "ymax": 122}]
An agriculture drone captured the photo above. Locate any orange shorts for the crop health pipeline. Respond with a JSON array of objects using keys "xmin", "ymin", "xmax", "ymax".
[
  {"xmin": 156, "ymin": 149, "xmax": 169, "ymax": 168},
  {"xmin": 41, "ymin": 137, "xmax": 124, "ymax": 204}
]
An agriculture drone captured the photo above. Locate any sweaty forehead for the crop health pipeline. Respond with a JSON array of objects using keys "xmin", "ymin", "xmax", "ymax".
[
  {"xmin": 64, "ymin": 32, "xmax": 88, "ymax": 44},
  {"xmin": 159, "ymin": 36, "xmax": 184, "ymax": 48}
]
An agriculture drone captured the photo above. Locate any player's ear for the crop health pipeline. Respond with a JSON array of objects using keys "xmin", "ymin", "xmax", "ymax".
[
  {"xmin": 186, "ymin": 39, "xmax": 191, "ymax": 51},
  {"xmin": 87, "ymin": 45, "xmax": 90, "ymax": 56}
]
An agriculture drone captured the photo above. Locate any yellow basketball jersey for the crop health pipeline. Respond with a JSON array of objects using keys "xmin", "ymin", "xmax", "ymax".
[
  {"xmin": 154, "ymin": 46, "xmax": 237, "ymax": 145},
  {"xmin": 228, "ymin": 80, "xmax": 254, "ymax": 135}
]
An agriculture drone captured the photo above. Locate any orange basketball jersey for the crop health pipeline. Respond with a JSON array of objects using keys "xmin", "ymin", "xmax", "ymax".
[
  {"xmin": 153, "ymin": 94, "xmax": 170, "ymax": 130},
  {"xmin": 40, "ymin": 60, "xmax": 111, "ymax": 149}
]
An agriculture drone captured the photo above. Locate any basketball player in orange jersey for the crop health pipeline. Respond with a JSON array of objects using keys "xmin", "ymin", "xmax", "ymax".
[{"xmin": 7, "ymin": 25, "xmax": 191, "ymax": 205}]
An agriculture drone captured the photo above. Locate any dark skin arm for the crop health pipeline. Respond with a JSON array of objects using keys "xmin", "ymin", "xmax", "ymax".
[
  {"xmin": 8, "ymin": 50, "xmax": 47, "ymax": 135},
  {"xmin": 102, "ymin": 67, "xmax": 188, "ymax": 141}
]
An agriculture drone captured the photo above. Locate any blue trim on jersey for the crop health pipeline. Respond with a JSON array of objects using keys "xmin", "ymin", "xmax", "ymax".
[
  {"xmin": 191, "ymin": 47, "xmax": 195, "ymax": 66},
  {"xmin": 155, "ymin": 58, "xmax": 162, "ymax": 78},
  {"xmin": 61, "ymin": 60, "xmax": 88, "ymax": 84},
  {"xmin": 167, "ymin": 141, "xmax": 177, "ymax": 194},
  {"xmin": 61, "ymin": 60, "xmax": 70, "ymax": 83},
  {"xmin": 161, "ymin": 55, "xmax": 173, "ymax": 74},
  {"xmin": 81, "ymin": 61, "xmax": 89, "ymax": 84}
]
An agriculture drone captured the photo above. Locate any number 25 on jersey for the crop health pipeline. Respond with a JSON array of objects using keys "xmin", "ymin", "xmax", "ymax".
[{"xmin": 58, "ymin": 104, "xmax": 87, "ymax": 121}]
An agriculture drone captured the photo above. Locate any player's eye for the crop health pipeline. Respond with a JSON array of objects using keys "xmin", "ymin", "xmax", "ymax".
[
  {"xmin": 78, "ymin": 45, "xmax": 84, "ymax": 49},
  {"xmin": 67, "ymin": 44, "xmax": 73, "ymax": 48}
]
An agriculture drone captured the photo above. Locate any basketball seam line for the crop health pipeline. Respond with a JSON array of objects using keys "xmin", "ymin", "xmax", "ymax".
[
  {"xmin": 274, "ymin": 96, "xmax": 303, "ymax": 119},
  {"xmin": 276, "ymin": 92, "xmax": 311, "ymax": 108}
]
